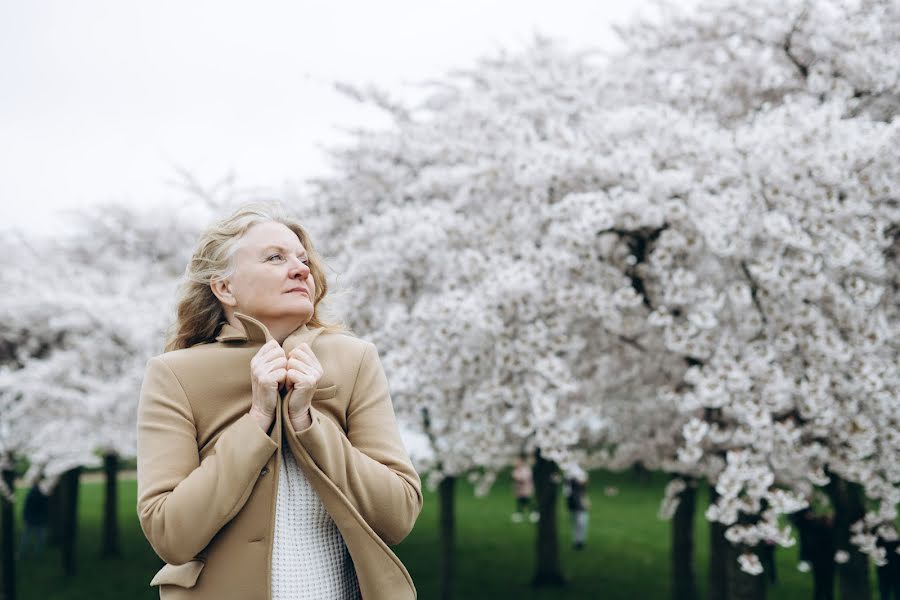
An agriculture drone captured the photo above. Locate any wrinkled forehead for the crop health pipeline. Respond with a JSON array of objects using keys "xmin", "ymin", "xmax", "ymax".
[{"xmin": 233, "ymin": 221, "xmax": 305, "ymax": 257}]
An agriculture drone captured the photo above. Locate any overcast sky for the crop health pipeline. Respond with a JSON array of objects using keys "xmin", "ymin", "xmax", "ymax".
[{"xmin": 0, "ymin": 1, "xmax": 655, "ymax": 235}]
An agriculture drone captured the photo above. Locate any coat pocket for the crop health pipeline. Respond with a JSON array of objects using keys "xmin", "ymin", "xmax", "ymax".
[
  {"xmin": 313, "ymin": 384, "xmax": 337, "ymax": 400},
  {"xmin": 150, "ymin": 559, "xmax": 205, "ymax": 588}
]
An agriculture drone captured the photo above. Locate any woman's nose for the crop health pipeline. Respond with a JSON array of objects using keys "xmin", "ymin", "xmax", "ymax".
[{"xmin": 288, "ymin": 257, "xmax": 309, "ymax": 277}]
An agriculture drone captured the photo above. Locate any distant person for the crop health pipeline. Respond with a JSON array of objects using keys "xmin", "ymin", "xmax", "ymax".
[
  {"xmin": 17, "ymin": 484, "xmax": 49, "ymax": 560},
  {"xmin": 511, "ymin": 454, "xmax": 538, "ymax": 523},
  {"xmin": 565, "ymin": 475, "xmax": 590, "ymax": 550}
]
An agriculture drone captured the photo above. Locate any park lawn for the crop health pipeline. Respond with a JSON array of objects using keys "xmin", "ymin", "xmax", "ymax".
[{"xmin": 8, "ymin": 469, "xmax": 815, "ymax": 599}]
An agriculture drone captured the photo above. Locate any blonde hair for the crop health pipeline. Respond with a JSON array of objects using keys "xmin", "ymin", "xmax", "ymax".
[{"xmin": 165, "ymin": 202, "xmax": 348, "ymax": 351}]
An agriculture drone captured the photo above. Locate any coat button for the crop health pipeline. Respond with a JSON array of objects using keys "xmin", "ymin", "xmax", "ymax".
[{"xmin": 260, "ymin": 467, "xmax": 269, "ymax": 476}]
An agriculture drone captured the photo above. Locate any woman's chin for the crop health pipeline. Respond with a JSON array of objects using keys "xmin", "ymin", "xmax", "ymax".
[
  {"xmin": 252, "ymin": 303, "xmax": 313, "ymax": 324},
  {"xmin": 287, "ymin": 303, "xmax": 314, "ymax": 322}
]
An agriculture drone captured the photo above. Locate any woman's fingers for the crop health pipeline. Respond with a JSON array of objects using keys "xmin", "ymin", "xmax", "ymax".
[
  {"xmin": 286, "ymin": 356, "xmax": 316, "ymax": 373},
  {"xmin": 252, "ymin": 342, "xmax": 289, "ymax": 389},
  {"xmin": 289, "ymin": 343, "xmax": 311, "ymax": 358},
  {"xmin": 254, "ymin": 342, "xmax": 285, "ymax": 363},
  {"xmin": 259, "ymin": 355, "xmax": 288, "ymax": 373},
  {"xmin": 287, "ymin": 359, "xmax": 321, "ymax": 393},
  {"xmin": 289, "ymin": 343, "xmax": 322, "ymax": 369},
  {"xmin": 252, "ymin": 342, "xmax": 325, "ymax": 392},
  {"xmin": 251, "ymin": 342, "xmax": 284, "ymax": 369},
  {"xmin": 287, "ymin": 370, "xmax": 316, "ymax": 388},
  {"xmin": 287, "ymin": 357, "xmax": 321, "ymax": 380},
  {"xmin": 270, "ymin": 368, "xmax": 288, "ymax": 388}
]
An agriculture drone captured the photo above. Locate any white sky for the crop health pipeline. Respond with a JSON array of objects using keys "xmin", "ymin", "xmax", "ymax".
[{"xmin": 0, "ymin": 1, "xmax": 654, "ymax": 235}]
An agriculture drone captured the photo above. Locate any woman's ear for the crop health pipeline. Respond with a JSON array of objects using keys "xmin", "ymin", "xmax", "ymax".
[{"xmin": 210, "ymin": 277, "xmax": 238, "ymax": 307}]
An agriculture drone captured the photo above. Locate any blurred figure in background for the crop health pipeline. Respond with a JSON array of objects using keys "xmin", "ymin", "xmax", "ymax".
[
  {"xmin": 17, "ymin": 484, "xmax": 49, "ymax": 560},
  {"xmin": 565, "ymin": 474, "xmax": 590, "ymax": 550},
  {"xmin": 511, "ymin": 454, "xmax": 538, "ymax": 523}
]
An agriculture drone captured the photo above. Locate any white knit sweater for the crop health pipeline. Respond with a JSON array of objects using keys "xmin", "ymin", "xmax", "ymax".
[{"xmin": 270, "ymin": 441, "xmax": 360, "ymax": 599}]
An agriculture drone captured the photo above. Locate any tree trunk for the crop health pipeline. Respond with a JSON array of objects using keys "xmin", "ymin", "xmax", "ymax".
[
  {"xmin": 47, "ymin": 483, "xmax": 61, "ymax": 547},
  {"xmin": 789, "ymin": 509, "xmax": 835, "ymax": 600},
  {"xmin": 60, "ymin": 467, "xmax": 81, "ymax": 577},
  {"xmin": 532, "ymin": 449, "xmax": 565, "ymax": 587},
  {"xmin": 100, "ymin": 454, "xmax": 120, "ymax": 558},
  {"xmin": 1, "ymin": 467, "xmax": 16, "ymax": 600},
  {"xmin": 826, "ymin": 476, "xmax": 871, "ymax": 600},
  {"xmin": 724, "ymin": 508, "xmax": 767, "ymax": 600},
  {"xmin": 672, "ymin": 478, "xmax": 698, "ymax": 600},
  {"xmin": 438, "ymin": 475, "xmax": 455, "ymax": 600},
  {"xmin": 708, "ymin": 487, "xmax": 728, "ymax": 600},
  {"xmin": 812, "ymin": 546, "xmax": 836, "ymax": 600},
  {"xmin": 725, "ymin": 543, "xmax": 766, "ymax": 600}
]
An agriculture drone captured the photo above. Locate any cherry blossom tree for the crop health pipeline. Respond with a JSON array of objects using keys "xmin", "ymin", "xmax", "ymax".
[
  {"xmin": 0, "ymin": 201, "xmax": 205, "ymax": 576},
  {"xmin": 607, "ymin": 1, "xmax": 899, "ymax": 597},
  {"xmin": 304, "ymin": 2, "xmax": 898, "ymax": 598}
]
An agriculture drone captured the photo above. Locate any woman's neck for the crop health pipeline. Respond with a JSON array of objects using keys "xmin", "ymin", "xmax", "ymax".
[{"xmin": 226, "ymin": 312, "xmax": 308, "ymax": 345}]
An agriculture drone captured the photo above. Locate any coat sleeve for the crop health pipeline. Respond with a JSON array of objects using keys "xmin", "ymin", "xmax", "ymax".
[
  {"xmin": 285, "ymin": 341, "xmax": 423, "ymax": 545},
  {"xmin": 136, "ymin": 356, "xmax": 278, "ymax": 565}
]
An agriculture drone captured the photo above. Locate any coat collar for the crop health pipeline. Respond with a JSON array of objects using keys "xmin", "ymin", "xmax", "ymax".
[{"xmin": 214, "ymin": 312, "xmax": 324, "ymax": 354}]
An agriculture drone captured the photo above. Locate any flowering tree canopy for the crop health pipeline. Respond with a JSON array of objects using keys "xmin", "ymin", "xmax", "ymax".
[
  {"xmin": 0, "ymin": 203, "xmax": 201, "ymax": 497},
  {"xmin": 309, "ymin": 0, "xmax": 899, "ymax": 571}
]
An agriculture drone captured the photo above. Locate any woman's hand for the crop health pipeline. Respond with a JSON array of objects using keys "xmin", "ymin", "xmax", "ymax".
[
  {"xmin": 249, "ymin": 340, "xmax": 287, "ymax": 431},
  {"xmin": 286, "ymin": 342, "xmax": 323, "ymax": 430}
]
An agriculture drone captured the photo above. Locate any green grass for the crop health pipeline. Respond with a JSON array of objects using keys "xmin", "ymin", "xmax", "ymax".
[
  {"xmin": 7, "ymin": 470, "xmax": 822, "ymax": 599},
  {"xmin": 10, "ymin": 479, "xmax": 163, "ymax": 600},
  {"xmin": 401, "ymin": 470, "xmax": 812, "ymax": 599}
]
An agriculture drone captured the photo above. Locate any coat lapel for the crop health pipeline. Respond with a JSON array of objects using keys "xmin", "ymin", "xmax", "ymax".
[
  {"xmin": 282, "ymin": 323, "xmax": 326, "ymax": 357},
  {"xmin": 214, "ymin": 314, "xmax": 270, "ymax": 343},
  {"xmin": 214, "ymin": 313, "xmax": 324, "ymax": 352}
]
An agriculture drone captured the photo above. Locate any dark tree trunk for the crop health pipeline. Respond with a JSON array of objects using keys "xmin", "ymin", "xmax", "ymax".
[
  {"xmin": 532, "ymin": 449, "xmax": 565, "ymax": 587},
  {"xmin": 438, "ymin": 476, "xmax": 455, "ymax": 600},
  {"xmin": 1, "ymin": 468, "xmax": 16, "ymax": 600},
  {"xmin": 708, "ymin": 487, "xmax": 728, "ymax": 600},
  {"xmin": 47, "ymin": 483, "xmax": 61, "ymax": 547},
  {"xmin": 725, "ymin": 542, "xmax": 766, "ymax": 600},
  {"xmin": 672, "ymin": 478, "xmax": 698, "ymax": 600},
  {"xmin": 100, "ymin": 454, "xmax": 120, "ymax": 558},
  {"xmin": 60, "ymin": 467, "xmax": 81, "ymax": 577},
  {"xmin": 812, "ymin": 541, "xmax": 836, "ymax": 600},
  {"xmin": 788, "ymin": 509, "xmax": 835, "ymax": 600},
  {"xmin": 723, "ymin": 507, "xmax": 767, "ymax": 600},
  {"xmin": 826, "ymin": 476, "xmax": 871, "ymax": 600}
]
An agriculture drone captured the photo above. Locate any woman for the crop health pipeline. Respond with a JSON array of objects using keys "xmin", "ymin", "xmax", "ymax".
[
  {"xmin": 510, "ymin": 454, "xmax": 537, "ymax": 523},
  {"xmin": 136, "ymin": 203, "xmax": 422, "ymax": 599},
  {"xmin": 564, "ymin": 475, "xmax": 590, "ymax": 551}
]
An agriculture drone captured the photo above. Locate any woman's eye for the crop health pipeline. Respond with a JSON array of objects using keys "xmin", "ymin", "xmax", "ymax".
[{"xmin": 267, "ymin": 254, "xmax": 283, "ymax": 262}]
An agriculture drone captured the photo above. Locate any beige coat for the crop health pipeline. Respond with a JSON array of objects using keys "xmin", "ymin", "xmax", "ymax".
[{"xmin": 136, "ymin": 312, "xmax": 422, "ymax": 599}]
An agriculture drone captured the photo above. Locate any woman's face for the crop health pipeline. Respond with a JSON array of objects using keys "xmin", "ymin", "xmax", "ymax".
[{"xmin": 217, "ymin": 220, "xmax": 316, "ymax": 326}]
